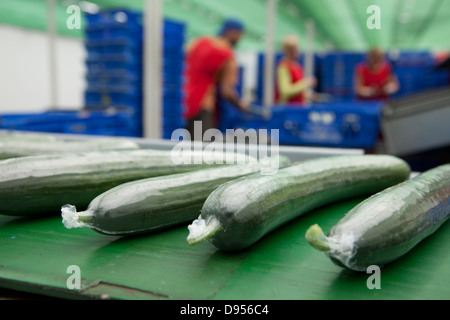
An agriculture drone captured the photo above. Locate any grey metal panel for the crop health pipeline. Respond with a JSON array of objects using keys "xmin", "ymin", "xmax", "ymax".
[
  {"xmin": 383, "ymin": 88, "xmax": 450, "ymax": 119},
  {"xmin": 382, "ymin": 107, "xmax": 450, "ymax": 156},
  {"xmin": 382, "ymin": 87, "xmax": 450, "ymax": 156}
]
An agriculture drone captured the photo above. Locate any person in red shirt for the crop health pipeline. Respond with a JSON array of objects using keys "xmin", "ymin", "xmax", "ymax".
[
  {"xmin": 276, "ymin": 35, "xmax": 316, "ymax": 105},
  {"xmin": 183, "ymin": 19, "xmax": 250, "ymax": 140},
  {"xmin": 355, "ymin": 48, "xmax": 400, "ymax": 101}
]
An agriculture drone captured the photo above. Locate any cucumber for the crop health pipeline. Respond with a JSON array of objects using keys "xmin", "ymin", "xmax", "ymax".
[
  {"xmin": 187, "ymin": 155, "xmax": 411, "ymax": 251},
  {"xmin": 61, "ymin": 156, "xmax": 290, "ymax": 236},
  {"xmin": 305, "ymin": 164, "xmax": 450, "ymax": 272},
  {"xmin": 0, "ymin": 149, "xmax": 253, "ymax": 216},
  {"xmin": 0, "ymin": 131, "xmax": 58, "ymax": 141},
  {"xmin": 0, "ymin": 135, "xmax": 140, "ymax": 159}
]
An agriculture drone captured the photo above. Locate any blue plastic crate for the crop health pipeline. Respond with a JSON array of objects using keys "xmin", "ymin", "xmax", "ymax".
[
  {"xmin": 85, "ymin": 86, "xmax": 183, "ymax": 109},
  {"xmin": 86, "ymin": 51, "xmax": 141, "ymax": 64},
  {"xmin": 86, "ymin": 60, "xmax": 142, "ymax": 74},
  {"xmin": 163, "ymin": 68, "xmax": 183, "ymax": 79},
  {"xmin": 320, "ymin": 53, "xmax": 364, "ymax": 89},
  {"xmin": 62, "ymin": 116, "xmax": 141, "ymax": 137},
  {"xmin": 87, "ymin": 74, "xmax": 142, "ymax": 87},
  {"xmin": 221, "ymin": 102, "xmax": 382, "ymax": 149},
  {"xmin": 163, "ymin": 111, "xmax": 183, "ymax": 120},
  {"xmin": 163, "ymin": 101, "xmax": 183, "ymax": 109},
  {"xmin": 0, "ymin": 110, "xmax": 141, "ymax": 136},
  {"xmin": 86, "ymin": 44, "xmax": 142, "ymax": 57},
  {"xmin": 84, "ymin": 90, "xmax": 142, "ymax": 109},
  {"xmin": 274, "ymin": 104, "xmax": 379, "ymax": 148},
  {"xmin": 163, "ymin": 80, "xmax": 184, "ymax": 88},
  {"xmin": 63, "ymin": 122, "xmax": 130, "ymax": 137},
  {"xmin": 163, "ymin": 106, "xmax": 182, "ymax": 113},
  {"xmin": 164, "ymin": 18, "xmax": 186, "ymax": 34},
  {"xmin": 163, "ymin": 122, "xmax": 185, "ymax": 131},
  {"xmin": 1, "ymin": 121, "xmax": 64, "ymax": 133},
  {"xmin": 87, "ymin": 84, "xmax": 143, "ymax": 94},
  {"xmin": 85, "ymin": 9, "xmax": 143, "ymax": 27},
  {"xmin": 86, "ymin": 27, "xmax": 143, "ymax": 42},
  {"xmin": 86, "ymin": 69, "xmax": 142, "ymax": 81},
  {"xmin": 86, "ymin": 14, "xmax": 185, "ymax": 42},
  {"xmin": 163, "ymin": 64, "xmax": 184, "ymax": 75},
  {"xmin": 391, "ymin": 52, "xmax": 434, "ymax": 68},
  {"xmin": 85, "ymin": 37, "xmax": 141, "ymax": 49},
  {"xmin": 0, "ymin": 113, "xmax": 48, "ymax": 129},
  {"xmin": 163, "ymin": 96, "xmax": 182, "ymax": 105},
  {"xmin": 0, "ymin": 111, "xmax": 93, "ymax": 133}
]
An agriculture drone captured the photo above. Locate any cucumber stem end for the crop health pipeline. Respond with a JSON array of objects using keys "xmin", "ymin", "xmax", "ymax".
[
  {"xmin": 61, "ymin": 204, "xmax": 94, "ymax": 229},
  {"xmin": 305, "ymin": 224, "xmax": 331, "ymax": 252},
  {"xmin": 187, "ymin": 216, "xmax": 222, "ymax": 246}
]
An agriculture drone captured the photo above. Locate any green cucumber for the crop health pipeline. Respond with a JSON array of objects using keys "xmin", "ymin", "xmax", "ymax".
[
  {"xmin": 305, "ymin": 164, "xmax": 450, "ymax": 272},
  {"xmin": 187, "ymin": 155, "xmax": 411, "ymax": 251},
  {"xmin": 0, "ymin": 149, "xmax": 253, "ymax": 216},
  {"xmin": 0, "ymin": 135, "xmax": 140, "ymax": 159},
  {"xmin": 0, "ymin": 131, "xmax": 58, "ymax": 141},
  {"xmin": 61, "ymin": 156, "xmax": 290, "ymax": 236}
]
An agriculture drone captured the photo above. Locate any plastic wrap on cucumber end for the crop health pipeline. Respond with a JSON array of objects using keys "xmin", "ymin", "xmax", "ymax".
[
  {"xmin": 61, "ymin": 204, "xmax": 93, "ymax": 229},
  {"xmin": 186, "ymin": 215, "xmax": 222, "ymax": 246},
  {"xmin": 326, "ymin": 232, "xmax": 358, "ymax": 270}
]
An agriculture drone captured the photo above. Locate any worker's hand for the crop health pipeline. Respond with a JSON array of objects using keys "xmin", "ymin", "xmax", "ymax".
[
  {"xmin": 249, "ymin": 105, "xmax": 272, "ymax": 120},
  {"xmin": 359, "ymin": 86, "xmax": 377, "ymax": 97},
  {"xmin": 383, "ymin": 82, "xmax": 399, "ymax": 95},
  {"xmin": 303, "ymin": 89, "xmax": 315, "ymax": 102},
  {"xmin": 305, "ymin": 76, "xmax": 317, "ymax": 88},
  {"xmin": 238, "ymin": 100, "xmax": 251, "ymax": 113}
]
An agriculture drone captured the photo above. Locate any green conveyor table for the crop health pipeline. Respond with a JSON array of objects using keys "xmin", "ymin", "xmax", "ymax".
[
  {"xmin": 0, "ymin": 133, "xmax": 448, "ymax": 300},
  {"xmin": 0, "ymin": 196, "xmax": 449, "ymax": 300}
]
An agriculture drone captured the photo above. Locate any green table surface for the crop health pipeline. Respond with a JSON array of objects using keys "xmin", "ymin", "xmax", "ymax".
[{"xmin": 0, "ymin": 197, "xmax": 449, "ymax": 300}]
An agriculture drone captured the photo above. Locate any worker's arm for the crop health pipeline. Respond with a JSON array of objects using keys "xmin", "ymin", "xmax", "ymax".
[
  {"xmin": 383, "ymin": 73, "xmax": 400, "ymax": 95},
  {"xmin": 354, "ymin": 69, "xmax": 376, "ymax": 98},
  {"xmin": 277, "ymin": 65, "xmax": 315, "ymax": 103},
  {"xmin": 219, "ymin": 58, "xmax": 249, "ymax": 112}
]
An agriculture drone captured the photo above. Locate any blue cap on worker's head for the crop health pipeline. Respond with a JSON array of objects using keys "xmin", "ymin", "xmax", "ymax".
[{"xmin": 218, "ymin": 18, "xmax": 245, "ymax": 36}]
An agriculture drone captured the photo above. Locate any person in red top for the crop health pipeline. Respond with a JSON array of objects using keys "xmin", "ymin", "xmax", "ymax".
[
  {"xmin": 183, "ymin": 19, "xmax": 250, "ymax": 140},
  {"xmin": 355, "ymin": 48, "xmax": 400, "ymax": 101},
  {"xmin": 276, "ymin": 35, "xmax": 316, "ymax": 105}
]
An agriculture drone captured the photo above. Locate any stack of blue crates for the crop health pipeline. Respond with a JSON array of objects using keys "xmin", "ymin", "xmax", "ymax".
[
  {"xmin": 84, "ymin": 9, "xmax": 186, "ymax": 138},
  {"xmin": 319, "ymin": 51, "xmax": 449, "ymax": 101},
  {"xmin": 320, "ymin": 52, "xmax": 365, "ymax": 101},
  {"xmin": 161, "ymin": 20, "xmax": 186, "ymax": 139},
  {"xmin": 84, "ymin": 9, "xmax": 143, "ymax": 136},
  {"xmin": 390, "ymin": 51, "xmax": 449, "ymax": 98}
]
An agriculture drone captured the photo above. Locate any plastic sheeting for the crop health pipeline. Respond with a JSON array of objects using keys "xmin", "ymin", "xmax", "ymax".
[{"xmin": 1, "ymin": 0, "xmax": 449, "ymax": 51}]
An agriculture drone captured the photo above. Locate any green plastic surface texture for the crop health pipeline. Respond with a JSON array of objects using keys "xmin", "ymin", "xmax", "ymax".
[{"xmin": 0, "ymin": 197, "xmax": 449, "ymax": 300}]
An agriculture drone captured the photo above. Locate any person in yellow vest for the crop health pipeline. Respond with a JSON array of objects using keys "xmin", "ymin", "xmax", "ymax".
[{"xmin": 275, "ymin": 35, "xmax": 316, "ymax": 105}]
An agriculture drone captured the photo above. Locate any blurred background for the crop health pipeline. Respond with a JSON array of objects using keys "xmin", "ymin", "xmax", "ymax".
[{"xmin": 0, "ymin": 0, "xmax": 449, "ymax": 171}]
